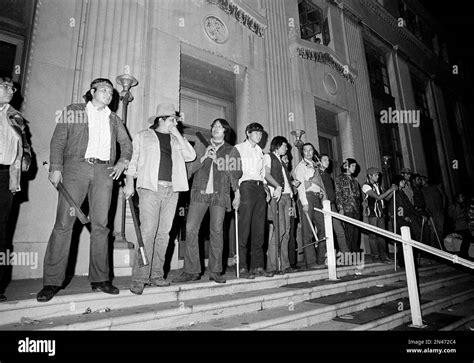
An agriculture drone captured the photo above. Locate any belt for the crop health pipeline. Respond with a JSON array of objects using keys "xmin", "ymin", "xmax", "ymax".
[
  {"xmin": 0, "ymin": 164, "xmax": 10, "ymax": 170},
  {"xmin": 84, "ymin": 158, "xmax": 110, "ymax": 164},
  {"xmin": 242, "ymin": 180, "xmax": 264, "ymax": 186},
  {"xmin": 158, "ymin": 180, "xmax": 173, "ymax": 187}
]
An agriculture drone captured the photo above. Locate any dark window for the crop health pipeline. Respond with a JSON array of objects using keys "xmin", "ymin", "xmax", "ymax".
[
  {"xmin": 0, "ymin": 41, "xmax": 16, "ymax": 79},
  {"xmin": 298, "ymin": 0, "xmax": 330, "ymax": 46},
  {"xmin": 411, "ymin": 74, "xmax": 429, "ymax": 118},
  {"xmin": 398, "ymin": 0, "xmax": 434, "ymax": 50},
  {"xmin": 365, "ymin": 42, "xmax": 403, "ymax": 185},
  {"xmin": 365, "ymin": 42, "xmax": 391, "ymax": 96}
]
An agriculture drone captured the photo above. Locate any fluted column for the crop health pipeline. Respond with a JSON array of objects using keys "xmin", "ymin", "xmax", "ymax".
[
  {"xmin": 343, "ymin": 13, "xmax": 381, "ymax": 171},
  {"xmin": 262, "ymin": 0, "xmax": 295, "ymax": 142},
  {"xmin": 74, "ymin": 0, "xmax": 148, "ymax": 138}
]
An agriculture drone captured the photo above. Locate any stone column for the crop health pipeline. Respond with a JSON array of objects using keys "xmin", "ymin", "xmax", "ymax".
[
  {"xmin": 343, "ymin": 13, "xmax": 380, "ymax": 172},
  {"xmin": 262, "ymin": 0, "xmax": 295, "ymax": 141}
]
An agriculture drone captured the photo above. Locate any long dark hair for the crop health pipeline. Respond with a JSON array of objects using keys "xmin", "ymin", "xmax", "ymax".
[{"xmin": 211, "ymin": 118, "xmax": 231, "ymax": 142}]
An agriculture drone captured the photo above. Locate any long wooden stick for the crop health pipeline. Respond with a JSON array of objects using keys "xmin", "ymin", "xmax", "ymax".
[
  {"xmin": 43, "ymin": 161, "xmax": 89, "ymax": 224},
  {"xmin": 128, "ymin": 197, "xmax": 148, "ymax": 267},
  {"xmin": 393, "ymin": 190, "xmax": 397, "ymax": 271},
  {"xmin": 235, "ymin": 209, "xmax": 240, "ymax": 279}
]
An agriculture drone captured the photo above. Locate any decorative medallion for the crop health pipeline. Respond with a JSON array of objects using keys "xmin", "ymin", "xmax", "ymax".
[
  {"xmin": 203, "ymin": 16, "xmax": 229, "ymax": 44},
  {"xmin": 323, "ymin": 73, "xmax": 337, "ymax": 95}
]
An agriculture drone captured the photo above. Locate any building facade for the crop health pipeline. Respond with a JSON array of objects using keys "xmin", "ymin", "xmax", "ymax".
[{"xmin": 1, "ymin": 0, "xmax": 472, "ymax": 280}]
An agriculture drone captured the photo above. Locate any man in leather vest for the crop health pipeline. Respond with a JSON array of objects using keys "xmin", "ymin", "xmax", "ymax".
[{"xmin": 264, "ymin": 136, "xmax": 296, "ymax": 274}]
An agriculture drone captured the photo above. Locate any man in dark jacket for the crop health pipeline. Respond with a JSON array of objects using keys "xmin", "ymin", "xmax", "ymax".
[
  {"xmin": 173, "ymin": 119, "xmax": 242, "ymax": 284},
  {"xmin": 0, "ymin": 77, "xmax": 32, "ymax": 302},
  {"xmin": 37, "ymin": 78, "xmax": 132, "ymax": 302}
]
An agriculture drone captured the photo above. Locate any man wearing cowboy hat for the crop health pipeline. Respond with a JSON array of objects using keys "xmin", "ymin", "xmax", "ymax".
[
  {"xmin": 124, "ymin": 103, "xmax": 196, "ymax": 295},
  {"xmin": 37, "ymin": 78, "xmax": 132, "ymax": 302},
  {"xmin": 0, "ymin": 76, "xmax": 32, "ymax": 302}
]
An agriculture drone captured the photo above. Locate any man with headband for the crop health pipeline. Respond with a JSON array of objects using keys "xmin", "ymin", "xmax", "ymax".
[{"xmin": 37, "ymin": 78, "xmax": 132, "ymax": 302}]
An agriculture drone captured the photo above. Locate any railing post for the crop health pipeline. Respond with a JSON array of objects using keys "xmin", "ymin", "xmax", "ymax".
[
  {"xmin": 401, "ymin": 226, "xmax": 425, "ymax": 328},
  {"xmin": 323, "ymin": 200, "xmax": 338, "ymax": 280}
]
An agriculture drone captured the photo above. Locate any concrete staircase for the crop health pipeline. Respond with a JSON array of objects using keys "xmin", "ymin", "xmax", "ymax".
[{"xmin": 0, "ymin": 262, "xmax": 472, "ymax": 331}]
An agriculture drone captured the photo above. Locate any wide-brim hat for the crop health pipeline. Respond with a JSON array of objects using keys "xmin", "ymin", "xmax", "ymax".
[
  {"xmin": 148, "ymin": 103, "xmax": 178, "ymax": 124},
  {"xmin": 367, "ymin": 167, "xmax": 380, "ymax": 175},
  {"xmin": 400, "ymin": 167, "xmax": 412, "ymax": 174}
]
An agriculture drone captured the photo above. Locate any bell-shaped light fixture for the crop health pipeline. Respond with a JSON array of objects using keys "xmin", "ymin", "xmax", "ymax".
[{"xmin": 291, "ymin": 129, "xmax": 306, "ymax": 149}]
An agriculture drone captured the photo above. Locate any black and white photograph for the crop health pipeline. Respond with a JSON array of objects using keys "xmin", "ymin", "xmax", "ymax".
[{"xmin": 0, "ymin": 0, "xmax": 473, "ymax": 361}]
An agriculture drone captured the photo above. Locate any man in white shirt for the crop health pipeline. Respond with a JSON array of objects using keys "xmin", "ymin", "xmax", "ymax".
[
  {"xmin": 0, "ymin": 76, "xmax": 32, "ymax": 303},
  {"xmin": 295, "ymin": 143, "xmax": 327, "ymax": 268},
  {"xmin": 37, "ymin": 78, "xmax": 132, "ymax": 302},
  {"xmin": 263, "ymin": 136, "xmax": 295, "ymax": 274},
  {"xmin": 233, "ymin": 123, "xmax": 273, "ymax": 279}
]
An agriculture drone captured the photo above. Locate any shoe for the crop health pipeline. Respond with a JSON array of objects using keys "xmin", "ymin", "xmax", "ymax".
[
  {"xmin": 172, "ymin": 272, "xmax": 200, "ymax": 283},
  {"xmin": 0, "ymin": 294, "xmax": 6, "ymax": 302},
  {"xmin": 381, "ymin": 256, "xmax": 394, "ymax": 264},
  {"xmin": 91, "ymin": 281, "xmax": 119, "ymax": 295},
  {"xmin": 209, "ymin": 272, "xmax": 226, "ymax": 284},
  {"xmin": 36, "ymin": 285, "xmax": 62, "ymax": 302},
  {"xmin": 307, "ymin": 263, "xmax": 325, "ymax": 270},
  {"xmin": 130, "ymin": 281, "xmax": 145, "ymax": 295},
  {"xmin": 253, "ymin": 267, "xmax": 274, "ymax": 277},
  {"xmin": 239, "ymin": 268, "xmax": 255, "ymax": 279},
  {"xmin": 282, "ymin": 267, "xmax": 296, "ymax": 274},
  {"xmin": 149, "ymin": 277, "xmax": 171, "ymax": 287}
]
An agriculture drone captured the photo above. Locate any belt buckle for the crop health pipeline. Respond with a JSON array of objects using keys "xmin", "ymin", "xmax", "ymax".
[{"xmin": 86, "ymin": 158, "xmax": 96, "ymax": 164}]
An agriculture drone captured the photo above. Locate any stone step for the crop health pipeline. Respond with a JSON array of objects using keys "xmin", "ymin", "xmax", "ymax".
[
  {"xmin": 1, "ymin": 264, "xmax": 463, "ymax": 330},
  {"xmin": 0, "ymin": 262, "xmax": 398, "ymax": 327},
  {"xmin": 173, "ymin": 271, "xmax": 473, "ymax": 330},
  {"xmin": 298, "ymin": 282, "xmax": 474, "ymax": 331}
]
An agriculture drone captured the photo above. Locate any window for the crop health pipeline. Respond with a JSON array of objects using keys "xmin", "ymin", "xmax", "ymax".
[
  {"xmin": 365, "ymin": 42, "xmax": 391, "ymax": 96},
  {"xmin": 398, "ymin": 0, "xmax": 434, "ymax": 50},
  {"xmin": 411, "ymin": 74, "xmax": 429, "ymax": 118},
  {"xmin": 298, "ymin": 0, "xmax": 330, "ymax": 46},
  {"xmin": 365, "ymin": 42, "xmax": 403, "ymax": 179}
]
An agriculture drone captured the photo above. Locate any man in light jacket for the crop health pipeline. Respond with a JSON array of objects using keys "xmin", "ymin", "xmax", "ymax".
[{"xmin": 124, "ymin": 103, "xmax": 196, "ymax": 294}]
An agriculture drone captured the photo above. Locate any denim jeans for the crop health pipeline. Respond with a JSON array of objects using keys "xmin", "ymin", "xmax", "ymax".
[
  {"xmin": 0, "ymin": 170, "xmax": 13, "ymax": 293},
  {"xmin": 267, "ymin": 193, "xmax": 292, "ymax": 271},
  {"xmin": 331, "ymin": 203, "xmax": 350, "ymax": 253},
  {"xmin": 298, "ymin": 193, "xmax": 326, "ymax": 266},
  {"xmin": 344, "ymin": 211, "xmax": 361, "ymax": 253},
  {"xmin": 43, "ymin": 161, "xmax": 113, "ymax": 286},
  {"xmin": 183, "ymin": 198, "xmax": 226, "ymax": 274},
  {"xmin": 367, "ymin": 216, "xmax": 388, "ymax": 259},
  {"xmin": 238, "ymin": 181, "xmax": 266, "ymax": 270},
  {"xmin": 132, "ymin": 186, "xmax": 178, "ymax": 283}
]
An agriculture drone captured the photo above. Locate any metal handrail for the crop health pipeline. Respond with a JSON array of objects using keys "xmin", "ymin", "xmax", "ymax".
[
  {"xmin": 313, "ymin": 200, "xmax": 473, "ymax": 328},
  {"xmin": 314, "ymin": 206, "xmax": 474, "ymax": 270}
]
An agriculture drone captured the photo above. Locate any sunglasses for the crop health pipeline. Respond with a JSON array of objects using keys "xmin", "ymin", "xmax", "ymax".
[{"xmin": 0, "ymin": 83, "xmax": 17, "ymax": 93}]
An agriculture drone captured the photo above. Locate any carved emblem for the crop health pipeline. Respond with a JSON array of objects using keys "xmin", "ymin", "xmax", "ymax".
[{"xmin": 203, "ymin": 16, "xmax": 228, "ymax": 44}]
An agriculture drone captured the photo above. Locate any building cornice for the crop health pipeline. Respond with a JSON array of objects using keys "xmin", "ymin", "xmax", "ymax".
[
  {"xmin": 289, "ymin": 37, "xmax": 356, "ymax": 84},
  {"xmin": 359, "ymin": 0, "xmax": 439, "ymax": 59},
  {"xmin": 206, "ymin": 0, "xmax": 267, "ymax": 38}
]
